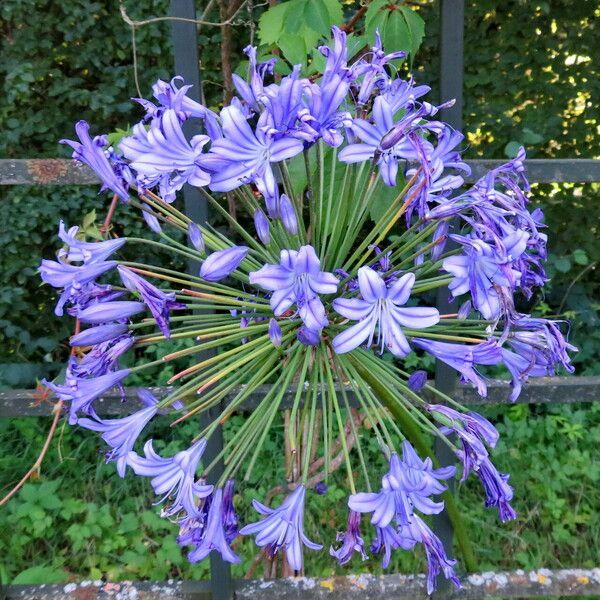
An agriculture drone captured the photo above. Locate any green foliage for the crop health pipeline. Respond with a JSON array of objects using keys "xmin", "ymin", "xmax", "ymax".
[{"xmin": 1, "ymin": 401, "xmax": 598, "ymax": 582}]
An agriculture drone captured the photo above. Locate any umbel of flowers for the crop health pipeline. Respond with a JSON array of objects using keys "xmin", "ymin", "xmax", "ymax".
[{"xmin": 41, "ymin": 28, "xmax": 575, "ymax": 591}]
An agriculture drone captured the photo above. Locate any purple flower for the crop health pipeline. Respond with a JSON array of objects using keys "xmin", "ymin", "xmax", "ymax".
[
  {"xmin": 253, "ymin": 209, "xmax": 271, "ymax": 245},
  {"xmin": 413, "ymin": 339, "xmax": 503, "ymax": 397},
  {"xmin": 332, "ymin": 268, "xmax": 439, "ymax": 356},
  {"xmin": 239, "ymin": 485, "xmax": 322, "ymax": 571},
  {"xmin": 188, "ymin": 222, "xmax": 205, "ymax": 253},
  {"xmin": 71, "ymin": 334, "xmax": 134, "ymax": 378},
  {"xmin": 268, "ymin": 318, "xmax": 282, "ymax": 347},
  {"xmin": 398, "ymin": 514, "xmax": 461, "ymax": 594},
  {"xmin": 118, "ymin": 266, "xmax": 183, "ymax": 337},
  {"xmin": 442, "ymin": 230, "xmax": 529, "ymax": 320},
  {"xmin": 127, "ymin": 438, "xmax": 213, "ymax": 517},
  {"xmin": 349, "ymin": 444, "xmax": 454, "ymax": 529},
  {"xmin": 371, "ymin": 523, "xmax": 411, "ymax": 568},
  {"xmin": 297, "ymin": 326, "xmax": 321, "ymax": 346},
  {"xmin": 407, "ymin": 370, "xmax": 428, "ymax": 391},
  {"xmin": 203, "ymin": 106, "xmax": 303, "ymax": 198},
  {"xmin": 122, "ymin": 109, "xmax": 211, "ymax": 199},
  {"xmin": 77, "ymin": 389, "xmax": 158, "ymax": 477},
  {"xmin": 70, "ymin": 323, "xmax": 129, "ymax": 347},
  {"xmin": 77, "ymin": 300, "xmax": 146, "ymax": 323},
  {"xmin": 185, "ymin": 487, "xmax": 241, "ymax": 564},
  {"xmin": 43, "ymin": 367, "xmax": 130, "ymax": 424},
  {"xmin": 60, "ymin": 121, "xmax": 129, "ymax": 201},
  {"xmin": 249, "ymin": 245, "xmax": 338, "ymax": 332},
  {"xmin": 57, "ymin": 221, "xmax": 125, "ymax": 263},
  {"xmin": 330, "ymin": 510, "xmax": 368, "ymax": 565},
  {"xmin": 200, "ymin": 246, "xmax": 249, "ymax": 282},
  {"xmin": 338, "ymin": 97, "xmax": 433, "ymax": 186}
]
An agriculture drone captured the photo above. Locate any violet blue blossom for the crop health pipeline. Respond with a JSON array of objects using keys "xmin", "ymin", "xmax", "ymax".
[
  {"xmin": 332, "ymin": 268, "xmax": 439, "ymax": 356},
  {"xmin": 127, "ymin": 438, "xmax": 213, "ymax": 517},
  {"xmin": 71, "ymin": 334, "xmax": 134, "ymax": 378},
  {"xmin": 413, "ymin": 339, "xmax": 503, "ymax": 397},
  {"xmin": 278, "ymin": 194, "xmax": 298, "ymax": 235},
  {"xmin": 330, "ymin": 510, "xmax": 368, "ymax": 565},
  {"xmin": 43, "ymin": 367, "xmax": 130, "ymax": 424},
  {"xmin": 188, "ymin": 222, "xmax": 206, "ymax": 253},
  {"xmin": 239, "ymin": 485, "xmax": 322, "ymax": 571},
  {"xmin": 77, "ymin": 300, "xmax": 146, "ymax": 324},
  {"xmin": 77, "ymin": 389, "xmax": 159, "ymax": 477},
  {"xmin": 268, "ymin": 318, "xmax": 282, "ymax": 347},
  {"xmin": 118, "ymin": 266, "xmax": 183, "ymax": 337},
  {"xmin": 57, "ymin": 221, "xmax": 125, "ymax": 264},
  {"xmin": 249, "ymin": 245, "xmax": 338, "ymax": 332},
  {"xmin": 186, "ymin": 487, "xmax": 241, "ymax": 564},
  {"xmin": 200, "ymin": 246, "xmax": 249, "ymax": 282},
  {"xmin": 70, "ymin": 323, "xmax": 129, "ymax": 347},
  {"xmin": 253, "ymin": 209, "xmax": 271, "ymax": 245},
  {"xmin": 60, "ymin": 121, "xmax": 129, "ymax": 201}
]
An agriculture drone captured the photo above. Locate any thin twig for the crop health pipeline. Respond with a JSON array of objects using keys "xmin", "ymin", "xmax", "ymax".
[
  {"xmin": 0, "ymin": 401, "xmax": 64, "ymax": 507},
  {"xmin": 100, "ymin": 193, "xmax": 120, "ymax": 235},
  {"xmin": 341, "ymin": 2, "xmax": 370, "ymax": 33},
  {"xmin": 557, "ymin": 261, "xmax": 596, "ymax": 315}
]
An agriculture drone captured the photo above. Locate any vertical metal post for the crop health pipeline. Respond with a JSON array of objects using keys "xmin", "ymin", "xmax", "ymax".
[
  {"xmin": 434, "ymin": 0, "xmax": 465, "ymax": 594},
  {"xmin": 169, "ymin": 2, "xmax": 233, "ymax": 599}
]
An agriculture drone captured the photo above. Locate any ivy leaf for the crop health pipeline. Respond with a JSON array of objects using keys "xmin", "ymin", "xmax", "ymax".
[{"xmin": 258, "ymin": 2, "xmax": 289, "ymax": 45}]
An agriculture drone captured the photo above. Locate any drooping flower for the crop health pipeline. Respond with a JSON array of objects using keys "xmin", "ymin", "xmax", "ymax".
[
  {"xmin": 127, "ymin": 438, "xmax": 213, "ymax": 517},
  {"xmin": 330, "ymin": 510, "xmax": 368, "ymax": 565},
  {"xmin": 77, "ymin": 389, "xmax": 159, "ymax": 476},
  {"xmin": 118, "ymin": 266, "xmax": 183, "ymax": 337},
  {"xmin": 186, "ymin": 487, "xmax": 241, "ymax": 564},
  {"xmin": 200, "ymin": 246, "xmax": 249, "ymax": 282},
  {"xmin": 71, "ymin": 334, "xmax": 134, "ymax": 378},
  {"xmin": 249, "ymin": 245, "xmax": 338, "ymax": 332},
  {"xmin": 413, "ymin": 339, "xmax": 503, "ymax": 397},
  {"xmin": 43, "ymin": 367, "xmax": 130, "ymax": 424},
  {"xmin": 332, "ymin": 268, "xmax": 439, "ymax": 356},
  {"xmin": 60, "ymin": 121, "xmax": 129, "ymax": 201},
  {"xmin": 57, "ymin": 221, "xmax": 126, "ymax": 264},
  {"xmin": 239, "ymin": 485, "xmax": 322, "ymax": 571}
]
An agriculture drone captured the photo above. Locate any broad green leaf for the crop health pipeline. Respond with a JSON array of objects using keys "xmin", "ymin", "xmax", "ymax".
[
  {"xmin": 399, "ymin": 6, "xmax": 425, "ymax": 57},
  {"xmin": 504, "ymin": 141, "xmax": 522, "ymax": 158},
  {"xmin": 553, "ymin": 256, "xmax": 571, "ymax": 273},
  {"xmin": 572, "ymin": 248, "xmax": 589, "ymax": 266},
  {"xmin": 279, "ymin": 34, "xmax": 308, "ymax": 67},
  {"xmin": 522, "ymin": 127, "xmax": 544, "ymax": 145},
  {"xmin": 304, "ymin": 0, "xmax": 334, "ymax": 36},
  {"xmin": 13, "ymin": 566, "xmax": 68, "ymax": 585},
  {"xmin": 258, "ymin": 2, "xmax": 289, "ymax": 45},
  {"xmin": 322, "ymin": 0, "xmax": 343, "ymax": 25}
]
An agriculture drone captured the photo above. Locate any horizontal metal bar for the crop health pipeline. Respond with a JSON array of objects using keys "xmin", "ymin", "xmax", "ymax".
[
  {"xmin": 4, "ymin": 568, "xmax": 600, "ymax": 599},
  {"xmin": 1, "ymin": 158, "xmax": 599, "ymax": 186},
  {"xmin": 1, "ymin": 376, "xmax": 598, "ymax": 418}
]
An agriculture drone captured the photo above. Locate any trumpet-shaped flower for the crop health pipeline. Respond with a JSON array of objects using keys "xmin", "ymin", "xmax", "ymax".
[
  {"xmin": 249, "ymin": 245, "xmax": 338, "ymax": 332},
  {"xmin": 58, "ymin": 221, "xmax": 126, "ymax": 264},
  {"xmin": 127, "ymin": 438, "xmax": 213, "ymax": 517},
  {"xmin": 77, "ymin": 389, "xmax": 158, "ymax": 476},
  {"xmin": 332, "ymin": 268, "xmax": 439, "ymax": 356},
  {"xmin": 330, "ymin": 510, "xmax": 368, "ymax": 565},
  {"xmin": 239, "ymin": 485, "xmax": 322, "ymax": 571}
]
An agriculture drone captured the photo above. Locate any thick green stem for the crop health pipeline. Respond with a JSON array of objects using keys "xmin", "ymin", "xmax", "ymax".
[{"xmin": 352, "ymin": 361, "xmax": 478, "ymax": 572}]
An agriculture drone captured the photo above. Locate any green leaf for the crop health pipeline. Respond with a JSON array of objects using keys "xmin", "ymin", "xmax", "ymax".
[
  {"xmin": 521, "ymin": 127, "xmax": 544, "ymax": 145},
  {"xmin": 504, "ymin": 141, "xmax": 522, "ymax": 158},
  {"xmin": 369, "ymin": 177, "xmax": 406, "ymax": 223},
  {"xmin": 304, "ymin": 0, "xmax": 333, "ymax": 36},
  {"xmin": 258, "ymin": 2, "xmax": 289, "ymax": 45},
  {"xmin": 366, "ymin": 3, "xmax": 411, "ymax": 56},
  {"xmin": 572, "ymin": 248, "xmax": 589, "ymax": 266},
  {"xmin": 279, "ymin": 34, "xmax": 307, "ymax": 68},
  {"xmin": 399, "ymin": 6, "xmax": 425, "ymax": 57},
  {"xmin": 553, "ymin": 256, "xmax": 572, "ymax": 273},
  {"xmin": 13, "ymin": 566, "xmax": 68, "ymax": 585}
]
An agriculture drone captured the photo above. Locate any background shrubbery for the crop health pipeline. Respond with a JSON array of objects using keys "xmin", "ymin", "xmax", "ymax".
[{"xmin": 0, "ymin": 0, "xmax": 597, "ymax": 585}]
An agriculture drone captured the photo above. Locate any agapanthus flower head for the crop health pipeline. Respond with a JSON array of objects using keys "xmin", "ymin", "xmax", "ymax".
[
  {"xmin": 127, "ymin": 438, "xmax": 213, "ymax": 517},
  {"xmin": 332, "ymin": 268, "xmax": 439, "ymax": 356},
  {"xmin": 239, "ymin": 485, "xmax": 322, "ymax": 571}
]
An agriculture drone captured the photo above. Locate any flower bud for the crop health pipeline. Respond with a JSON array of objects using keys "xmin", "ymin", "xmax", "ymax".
[
  {"xmin": 458, "ymin": 300, "xmax": 472, "ymax": 320},
  {"xmin": 297, "ymin": 326, "xmax": 320, "ymax": 346},
  {"xmin": 407, "ymin": 370, "xmax": 427, "ymax": 392},
  {"xmin": 188, "ymin": 222, "xmax": 205, "ymax": 253},
  {"xmin": 78, "ymin": 301, "xmax": 146, "ymax": 323},
  {"xmin": 279, "ymin": 194, "xmax": 298, "ymax": 235},
  {"xmin": 253, "ymin": 209, "xmax": 271, "ymax": 245},
  {"xmin": 142, "ymin": 209, "xmax": 162, "ymax": 233},
  {"xmin": 70, "ymin": 323, "xmax": 128, "ymax": 346},
  {"xmin": 268, "ymin": 318, "xmax": 282, "ymax": 347},
  {"xmin": 200, "ymin": 246, "xmax": 249, "ymax": 282}
]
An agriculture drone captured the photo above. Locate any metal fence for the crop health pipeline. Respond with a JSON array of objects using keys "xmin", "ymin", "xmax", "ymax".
[{"xmin": 1, "ymin": 0, "xmax": 599, "ymax": 598}]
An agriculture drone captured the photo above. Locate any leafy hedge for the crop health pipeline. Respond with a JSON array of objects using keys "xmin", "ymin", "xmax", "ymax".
[{"xmin": 1, "ymin": 0, "xmax": 597, "ymax": 379}]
